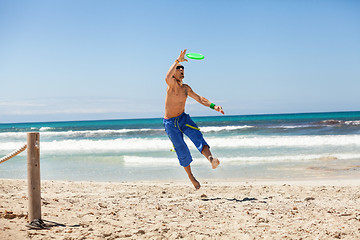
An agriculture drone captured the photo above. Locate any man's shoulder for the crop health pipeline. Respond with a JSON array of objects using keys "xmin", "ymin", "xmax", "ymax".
[
  {"xmin": 183, "ymin": 84, "xmax": 193, "ymax": 92},
  {"xmin": 166, "ymin": 76, "xmax": 176, "ymax": 86}
]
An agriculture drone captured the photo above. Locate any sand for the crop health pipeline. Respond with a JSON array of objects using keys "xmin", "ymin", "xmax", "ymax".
[{"xmin": 1, "ymin": 178, "xmax": 360, "ymax": 240}]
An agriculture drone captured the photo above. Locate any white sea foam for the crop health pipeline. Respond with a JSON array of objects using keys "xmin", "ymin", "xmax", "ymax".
[
  {"xmin": 345, "ymin": 120, "xmax": 360, "ymax": 126},
  {"xmin": 1, "ymin": 134, "xmax": 360, "ymax": 155},
  {"xmin": 39, "ymin": 127, "xmax": 54, "ymax": 131},
  {"xmin": 37, "ymin": 138, "xmax": 171, "ymax": 154},
  {"xmin": 38, "ymin": 128, "xmax": 155, "ymax": 138},
  {"xmin": 0, "ymin": 132, "xmax": 27, "ymax": 139},
  {"xmin": 2, "ymin": 136, "xmax": 360, "ymax": 165},
  {"xmin": 0, "ymin": 128, "xmax": 156, "ymax": 140},
  {"xmin": 122, "ymin": 153, "xmax": 360, "ymax": 166},
  {"xmin": 200, "ymin": 125, "xmax": 253, "ymax": 132},
  {"xmin": 1, "ymin": 120, "xmax": 358, "ymax": 141},
  {"xmin": 267, "ymin": 125, "xmax": 313, "ymax": 129},
  {"xmin": 123, "ymin": 156, "xmax": 179, "ymax": 166},
  {"xmin": 207, "ymin": 135, "xmax": 360, "ymax": 148},
  {"xmin": 0, "ymin": 126, "xmax": 248, "ymax": 140}
]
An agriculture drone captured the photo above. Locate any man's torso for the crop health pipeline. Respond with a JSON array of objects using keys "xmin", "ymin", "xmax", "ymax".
[{"xmin": 164, "ymin": 83, "xmax": 189, "ymax": 119}]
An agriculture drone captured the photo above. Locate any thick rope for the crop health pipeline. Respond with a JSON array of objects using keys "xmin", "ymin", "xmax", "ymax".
[{"xmin": 0, "ymin": 144, "xmax": 27, "ymax": 164}]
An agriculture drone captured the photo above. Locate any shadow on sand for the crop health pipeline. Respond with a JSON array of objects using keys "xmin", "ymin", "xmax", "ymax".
[{"xmin": 201, "ymin": 197, "xmax": 258, "ymax": 202}]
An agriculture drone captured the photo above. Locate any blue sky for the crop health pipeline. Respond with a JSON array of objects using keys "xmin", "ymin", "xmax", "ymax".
[{"xmin": 1, "ymin": 0, "xmax": 359, "ymax": 123}]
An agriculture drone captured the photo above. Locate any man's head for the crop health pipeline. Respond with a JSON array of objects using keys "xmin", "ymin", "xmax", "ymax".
[{"xmin": 174, "ymin": 65, "xmax": 185, "ymax": 81}]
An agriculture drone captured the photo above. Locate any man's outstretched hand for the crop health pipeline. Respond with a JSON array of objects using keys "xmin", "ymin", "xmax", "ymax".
[{"xmin": 215, "ymin": 105, "xmax": 225, "ymax": 115}]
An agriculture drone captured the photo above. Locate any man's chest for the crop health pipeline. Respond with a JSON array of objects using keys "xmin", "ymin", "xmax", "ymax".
[{"xmin": 167, "ymin": 85, "xmax": 188, "ymax": 98}]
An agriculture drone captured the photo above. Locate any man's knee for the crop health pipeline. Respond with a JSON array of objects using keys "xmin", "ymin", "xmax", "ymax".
[{"xmin": 201, "ymin": 144, "xmax": 209, "ymax": 154}]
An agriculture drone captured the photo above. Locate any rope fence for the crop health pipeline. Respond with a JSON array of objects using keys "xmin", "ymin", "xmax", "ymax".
[
  {"xmin": 1, "ymin": 133, "xmax": 80, "ymax": 229},
  {"xmin": 0, "ymin": 132, "xmax": 42, "ymax": 228},
  {"xmin": 0, "ymin": 144, "xmax": 27, "ymax": 164}
]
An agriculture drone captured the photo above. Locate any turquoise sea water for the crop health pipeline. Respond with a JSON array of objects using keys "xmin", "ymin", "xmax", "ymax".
[{"xmin": 1, "ymin": 111, "xmax": 360, "ymax": 181}]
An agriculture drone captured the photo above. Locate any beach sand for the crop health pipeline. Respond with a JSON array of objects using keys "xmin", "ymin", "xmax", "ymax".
[{"xmin": 1, "ymin": 178, "xmax": 360, "ymax": 239}]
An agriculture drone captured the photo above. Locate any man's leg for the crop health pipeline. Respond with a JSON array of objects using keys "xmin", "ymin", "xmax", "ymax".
[
  {"xmin": 182, "ymin": 115, "xmax": 220, "ymax": 170},
  {"xmin": 164, "ymin": 120, "xmax": 193, "ymax": 167},
  {"xmin": 201, "ymin": 145, "xmax": 220, "ymax": 169},
  {"xmin": 184, "ymin": 165, "xmax": 200, "ymax": 189}
]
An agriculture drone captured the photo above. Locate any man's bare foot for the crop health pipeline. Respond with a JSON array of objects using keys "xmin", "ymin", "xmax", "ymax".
[
  {"xmin": 191, "ymin": 178, "xmax": 201, "ymax": 190},
  {"xmin": 184, "ymin": 165, "xmax": 201, "ymax": 190},
  {"xmin": 210, "ymin": 156, "xmax": 220, "ymax": 169}
]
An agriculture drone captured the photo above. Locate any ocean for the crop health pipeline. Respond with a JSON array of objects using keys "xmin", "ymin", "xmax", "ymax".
[{"xmin": 1, "ymin": 111, "xmax": 360, "ymax": 182}]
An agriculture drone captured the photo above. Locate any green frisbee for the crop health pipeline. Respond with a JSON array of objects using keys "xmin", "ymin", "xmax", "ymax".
[{"xmin": 186, "ymin": 52, "xmax": 205, "ymax": 60}]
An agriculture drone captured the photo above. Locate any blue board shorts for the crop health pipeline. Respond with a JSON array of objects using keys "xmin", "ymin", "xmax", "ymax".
[{"xmin": 163, "ymin": 112, "xmax": 209, "ymax": 167}]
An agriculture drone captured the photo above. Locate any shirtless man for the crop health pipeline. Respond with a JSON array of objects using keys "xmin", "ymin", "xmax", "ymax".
[{"xmin": 163, "ymin": 49, "xmax": 224, "ymax": 189}]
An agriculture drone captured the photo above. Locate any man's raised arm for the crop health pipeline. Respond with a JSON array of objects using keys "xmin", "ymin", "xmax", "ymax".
[{"xmin": 165, "ymin": 49, "xmax": 188, "ymax": 85}]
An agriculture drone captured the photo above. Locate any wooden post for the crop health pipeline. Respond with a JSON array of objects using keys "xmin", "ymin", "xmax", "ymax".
[{"xmin": 27, "ymin": 132, "xmax": 41, "ymax": 222}]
